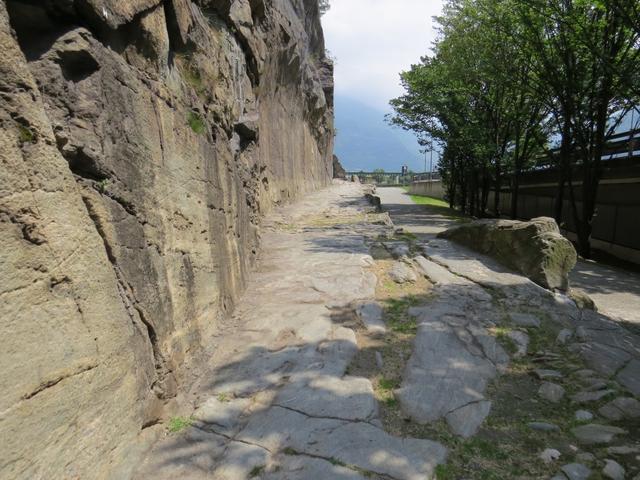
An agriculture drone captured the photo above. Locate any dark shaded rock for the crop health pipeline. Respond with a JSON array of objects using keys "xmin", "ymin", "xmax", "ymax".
[{"xmin": 333, "ymin": 154, "xmax": 346, "ymax": 179}]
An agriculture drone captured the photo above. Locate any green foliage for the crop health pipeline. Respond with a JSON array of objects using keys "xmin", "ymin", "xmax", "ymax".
[
  {"xmin": 17, "ymin": 124, "xmax": 35, "ymax": 144},
  {"xmin": 389, "ymin": 0, "xmax": 640, "ymax": 256},
  {"xmin": 96, "ymin": 178, "xmax": 110, "ymax": 193},
  {"xmin": 167, "ymin": 416, "xmax": 194, "ymax": 433},
  {"xmin": 188, "ymin": 112, "xmax": 206, "ymax": 135}
]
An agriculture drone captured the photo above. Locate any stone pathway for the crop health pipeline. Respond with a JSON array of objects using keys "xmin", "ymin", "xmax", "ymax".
[
  {"xmin": 570, "ymin": 259, "xmax": 640, "ymax": 325},
  {"xmin": 134, "ymin": 184, "xmax": 640, "ymax": 479},
  {"xmin": 376, "ymin": 186, "xmax": 640, "ymax": 479},
  {"xmin": 134, "ymin": 182, "xmax": 447, "ymax": 480}
]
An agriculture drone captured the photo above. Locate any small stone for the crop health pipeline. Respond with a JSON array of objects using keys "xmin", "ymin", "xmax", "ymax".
[
  {"xmin": 388, "ymin": 261, "xmax": 417, "ymax": 284},
  {"xmin": 561, "ymin": 462, "xmax": 591, "ymax": 480},
  {"xmin": 583, "ymin": 379, "xmax": 609, "ymax": 392},
  {"xmin": 507, "ymin": 330, "xmax": 529, "ymax": 358},
  {"xmin": 375, "ymin": 351, "xmax": 384, "ymax": 369},
  {"xmin": 575, "ymin": 369, "xmax": 596, "ymax": 378},
  {"xmin": 557, "ymin": 329, "xmax": 573, "ymax": 344},
  {"xmin": 602, "ymin": 459, "xmax": 625, "ymax": 480},
  {"xmin": 540, "ymin": 448, "xmax": 562, "ymax": 464},
  {"xmin": 356, "ymin": 302, "xmax": 386, "ymax": 335},
  {"xmin": 575, "ymin": 452, "xmax": 595, "ymax": 463},
  {"xmin": 575, "ymin": 410, "xmax": 593, "ymax": 421},
  {"xmin": 528, "ymin": 422, "xmax": 560, "ymax": 432},
  {"xmin": 607, "ymin": 445, "xmax": 640, "ymax": 455},
  {"xmin": 550, "ymin": 475, "xmax": 567, "ymax": 480},
  {"xmin": 534, "ymin": 369, "xmax": 564, "ymax": 380},
  {"xmin": 539, "ymin": 382, "xmax": 566, "ymax": 403},
  {"xmin": 510, "ymin": 312, "xmax": 541, "ymax": 328},
  {"xmin": 571, "ymin": 424, "xmax": 627, "ymax": 444},
  {"xmin": 571, "ymin": 389, "xmax": 615, "ymax": 404}
]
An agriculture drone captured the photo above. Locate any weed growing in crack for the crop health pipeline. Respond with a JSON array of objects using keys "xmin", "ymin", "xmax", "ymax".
[
  {"xmin": 217, "ymin": 392, "xmax": 231, "ymax": 403},
  {"xmin": 17, "ymin": 124, "xmax": 35, "ymax": 144},
  {"xmin": 167, "ymin": 416, "xmax": 194, "ymax": 433},
  {"xmin": 188, "ymin": 111, "xmax": 206, "ymax": 135},
  {"xmin": 96, "ymin": 178, "xmax": 110, "ymax": 193}
]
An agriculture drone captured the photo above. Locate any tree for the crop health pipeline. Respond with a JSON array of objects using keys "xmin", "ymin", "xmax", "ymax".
[
  {"xmin": 390, "ymin": 0, "xmax": 639, "ymax": 257},
  {"xmin": 319, "ymin": 0, "xmax": 330, "ymax": 15}
]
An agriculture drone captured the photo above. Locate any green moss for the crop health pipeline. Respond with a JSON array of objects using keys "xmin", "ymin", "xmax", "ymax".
[
  {"xmin": 167, "ymin": 416, "xmax": 194, "ymax": 433},
  {"xmin": 378, "ymin": 377, "xmax": 399, "ymax": 391},
  {"xmin": 188, "ymin": 111, "xmax": 206, "ymax": 135},
  {"xmin": 18, "ymin": 124, "xmax": 35, "ymax": 144}
]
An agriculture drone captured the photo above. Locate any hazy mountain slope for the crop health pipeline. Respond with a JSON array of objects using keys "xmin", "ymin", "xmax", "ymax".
[{"xmin": 334, "ymin": 95, "xmax": 424, "ymax": 172}]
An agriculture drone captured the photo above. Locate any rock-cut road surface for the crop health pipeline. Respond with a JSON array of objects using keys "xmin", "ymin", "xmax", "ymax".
[
  {"xmin": 134, "ymin": 182, "xmax": 448, "ymax": 480},
  {"xmin": 134, "ymin": 183, "xmax": 640, "ymax": 480}
]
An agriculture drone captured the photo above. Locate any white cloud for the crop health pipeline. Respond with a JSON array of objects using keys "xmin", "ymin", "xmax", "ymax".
[{"xmin": 322, "ymin": 0, "xmax": 444, "ymax": 112}]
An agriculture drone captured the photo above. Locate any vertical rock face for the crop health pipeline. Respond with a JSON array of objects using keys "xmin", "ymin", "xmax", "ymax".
[{"xmin": 0, "ymin": 0, "xmax": 333, "ymax": 478}]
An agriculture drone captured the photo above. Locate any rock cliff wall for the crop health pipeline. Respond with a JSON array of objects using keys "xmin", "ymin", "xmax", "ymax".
[{"xmin": 0, "ymin": 0, "xmax": 333, "ymax": 478}]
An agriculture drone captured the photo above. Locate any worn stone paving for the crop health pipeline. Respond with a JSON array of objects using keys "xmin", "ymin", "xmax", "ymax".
[
  {"xmin": 134, "ymin": 182, "xmax": 447, "ymax": 480},
  {"xmin": 377, "ymin": 187, "xmax": 640, "ymax": 479},
  {"xmin": 135, "ymin": 184, "xmax": 640, "ymax": 480}
]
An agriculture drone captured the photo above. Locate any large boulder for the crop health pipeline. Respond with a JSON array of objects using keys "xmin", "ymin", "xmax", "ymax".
[{"xmin": 438, "ymin": 217, "xmax": 577, "ymax": 291}]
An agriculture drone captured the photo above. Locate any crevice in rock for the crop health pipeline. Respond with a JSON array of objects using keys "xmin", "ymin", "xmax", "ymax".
[
  {"xmin": 272, "ymin": 403, "xmax": 376, "ymax": 425},
  {"xmin": 279, "ymin": 447, "xmax": 397, "ymax": 480},
  {"xmin": 21, "ymin": 363, "xmax": 98, "ymax": 400},
  {"xmin": 80, "ymin": 194, "xmax": 175, "ymax": 401}
]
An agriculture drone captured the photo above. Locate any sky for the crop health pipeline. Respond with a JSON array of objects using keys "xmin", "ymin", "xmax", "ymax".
[
  {"xmin": 321, "ymin": 0, "xmax": 444, "ymax": 112},
  {"xmin": 321, "ymin": 0, "xmax": 445, "ymax": 171}
]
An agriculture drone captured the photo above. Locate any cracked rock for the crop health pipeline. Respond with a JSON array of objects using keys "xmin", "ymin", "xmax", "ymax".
[{"xmin": 445, "ymin": 400, "xmax": 492, "ymax": 438}]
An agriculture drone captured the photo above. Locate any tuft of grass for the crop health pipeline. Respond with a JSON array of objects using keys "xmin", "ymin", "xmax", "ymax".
[
  {"xmin": 407, "ymin": 193, "xmax": 450, "ymax": 208},
  {"xmin": 18, "ymin": 124, "xmax": 35, "ymax": 144},
  {"xmin": 378, "ymin": 377, "xmax": 399, "ymax": 391},
  {"xmin": 188, "ymin": 111, "xmax": 206, "ymax": 135},
  {"xmin": 96, "ymin": 178, "xmax": 110, "ymax": 193},
  {"xmin": 167, "ymin": 416, "xmax": 194, "ymax": 433},
  {"xmin": 217, "ymin": 392, "xmax": 230, "ymax": 403},
  {"xmin": 435, "ymin": 464, "xmax": 455, "ymax": 480},
  {"xmin": 490, "ymin": 326, "xmax": 518, "ymax": 355}
]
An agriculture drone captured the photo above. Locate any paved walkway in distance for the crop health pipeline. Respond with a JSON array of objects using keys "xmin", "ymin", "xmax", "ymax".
[
  {"xmin": 378, "ymin": 186, "xmax": 640, "ymax": 326},
  {"xmin": 570, "ymin": 259, "xmax": 640, "ymax": 325}
]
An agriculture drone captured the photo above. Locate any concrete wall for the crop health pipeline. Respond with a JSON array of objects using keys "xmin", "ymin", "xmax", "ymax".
[{"xmin": 408, "ymin": 180, "xmax": 446, "ymax": 200}]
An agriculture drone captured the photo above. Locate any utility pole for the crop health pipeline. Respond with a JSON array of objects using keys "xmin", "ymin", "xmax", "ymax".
[{"xmin": 429, "ymin": 145, "xmax": 434, "ymax": 182}]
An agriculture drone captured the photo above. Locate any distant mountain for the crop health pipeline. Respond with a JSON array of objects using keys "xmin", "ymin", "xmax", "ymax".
[{"xmin": 334, "ymin": 95, "xmax": 428, "ymax": 173}]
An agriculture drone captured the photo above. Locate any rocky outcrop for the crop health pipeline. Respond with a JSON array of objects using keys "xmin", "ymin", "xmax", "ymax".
[
  {"xmin": 0, "ymin": 0, "xmax": 333, "ymax": 478},
  {"xmin": 332, "ymin": 154, "xmax": 346, "ymax": 179},
  {"xmin": 438, "ymin": 217, "xmax": 577, "ymax": 291}
]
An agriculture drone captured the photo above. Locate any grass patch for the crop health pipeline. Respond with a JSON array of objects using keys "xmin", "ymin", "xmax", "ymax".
[
  {"xmin": 490, "ymin": 326, "xmax": 518, "ymax": 355},
  {"xmin": 188, "ymin": 111, "xmax": 206, "ymax": 135},
  {"xmin": 17, "ymin": 124, "xmax": 35, "ymax": 144},
  {"xmin": 217, "ymin": 392, "xmax": 231, "ymax": 403},
  {"xmin": 96, "ymin": 178, "xmax": 110, "ymax": 193},
  {"xmin": 167, "ymin": 416, "xmax": 194, "ymax": 433},
  {"xmin": 402, "ymin": 189, "xmax": 469, "ymax": 221}
]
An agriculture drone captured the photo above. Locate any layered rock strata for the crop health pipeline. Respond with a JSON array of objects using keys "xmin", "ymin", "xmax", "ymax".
[{"xmin": 0, "ymin": 0, "xmax": 333, "ymax": 478}]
